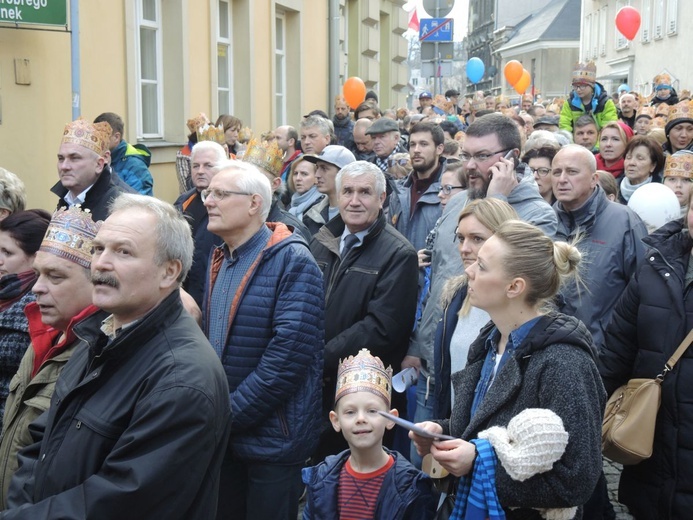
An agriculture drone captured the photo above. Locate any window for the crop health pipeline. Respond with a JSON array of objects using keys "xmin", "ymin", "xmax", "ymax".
[
  {"xmin": 641, "ymin": 0, "xmax": 652, "ymax": 42},
  {"xmin": 582, "ymin": 13, "xmax": 591, "ymax": 59},
  {"xmin": 654, "ymin": 0, "xmax": 664, "ymax": 39},
  {"xmin": 275, "ymin": 12, "xmax": 286, "ymax": 125},
  {"xmin": 136, "ymin": 0, "xmax": 163, "ymax": 138},
  {"xmin": 667, "ymin": 0, "xmax": 678, "ymax": 35},
  {"xmin": 217, "ymin": 0, "xmax": 232, "ymax": 115},
  {"xmin": 615, "ymin": 1, "xmax": 630, "ymax": 49},
  {"xmin": 598, "ymin": 8, "xmax": 607, "ymax": 56}
]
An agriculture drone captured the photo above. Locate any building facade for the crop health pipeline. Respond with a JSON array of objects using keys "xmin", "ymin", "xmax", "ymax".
[{"xmin": 0, "ymin": 0, "xmax": 408, "ymax": 209}]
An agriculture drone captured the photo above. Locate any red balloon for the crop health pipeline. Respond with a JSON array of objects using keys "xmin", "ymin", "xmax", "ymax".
[
  {"xmin": 343, "ymin": 77, "xmax": 367, "ymax": 110},
  {"xmin": 514, "ymin": 70, "xmax": 531, "ymax": 95},
  {"xmin": 504, "ymin": 61, "xmax": 523, "ymax": 86},
  {"xmin": 615, "ymin": 6, "xmax": 641, "ymax": 41}
]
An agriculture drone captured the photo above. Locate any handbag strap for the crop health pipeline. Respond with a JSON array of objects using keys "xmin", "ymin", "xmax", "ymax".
[{"xmin": 661, "ymin": 328, "xmax": 693, "ymax": 378}]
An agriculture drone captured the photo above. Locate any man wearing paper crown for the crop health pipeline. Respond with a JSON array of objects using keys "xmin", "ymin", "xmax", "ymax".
[
  {"xmin": 663, "ymin": 100, "xmax": 693, "ymax": 155},
  {"xmin": 301, "ymin": 349, "xmax": 436, "ymax": 520},
  {"xmin": 3, "ymin": 195, "xmax": 231, "ymax": 519},
  {"xmin": 241, "ymin": 138, "xmax": 311, "ymax": 241},
  {"xmin": 559, "ymin": 61, "xmax": 617, "ymax": 133},
  {"xmin": 0, "ymin": 206, "xmax": 105, "ymax": 507},
  {"xmin": 51, "ymin": 119, "xmax": 135, "ymax": 222}
]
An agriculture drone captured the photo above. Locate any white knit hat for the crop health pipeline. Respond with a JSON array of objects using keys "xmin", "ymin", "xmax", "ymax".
[{"xmin": 479, "ymin": 408, "xmax": 576, "ymax": 520}]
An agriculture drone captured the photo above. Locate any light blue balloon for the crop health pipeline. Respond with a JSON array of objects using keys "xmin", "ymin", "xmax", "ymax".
[{"xmin": 466, "ymin": 58, "xmax": 485, "ymax": 84}]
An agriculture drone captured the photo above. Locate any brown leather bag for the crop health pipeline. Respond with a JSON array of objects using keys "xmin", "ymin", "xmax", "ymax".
[{"xmin": 602, "ymin": 329, "xmax": 693, "ymax": 465}]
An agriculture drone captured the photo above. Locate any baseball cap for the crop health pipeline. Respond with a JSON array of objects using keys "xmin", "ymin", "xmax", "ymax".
[
  {"xmin": 302, "ymin": 145, "xmax": 356, "ymax": 170},
  {"xmin": 419, "ymin": 91, "xmax": 433, "ymax": 99}
]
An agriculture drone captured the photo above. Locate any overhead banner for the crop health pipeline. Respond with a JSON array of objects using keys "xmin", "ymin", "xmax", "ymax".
[{"xmin": 0, "ymin": 0, "xmax": 67, "ymax": 27}]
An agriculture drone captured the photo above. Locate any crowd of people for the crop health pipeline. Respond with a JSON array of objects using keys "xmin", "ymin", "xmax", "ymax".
[{"xmin": 0, "ymin": 59, "xmax": 691, "ymax": 519}]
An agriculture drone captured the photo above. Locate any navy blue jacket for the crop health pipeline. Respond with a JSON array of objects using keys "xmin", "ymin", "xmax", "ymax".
[
  {"xmin": 302, "ymin": 449, "xmax": 436, "ymax": 519},
  {"xmin": 204, "ymin": 223, "xmax": 325, "ymax": 464}
]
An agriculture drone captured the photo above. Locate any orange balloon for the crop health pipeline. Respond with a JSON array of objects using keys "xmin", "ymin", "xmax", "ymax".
[
  {"xmin": 343, "ymin": 77, "xmax": 367, "ymax": 110},
  {"xmin": 514, "ymin": 69, "xmax": 531, "ymax": 94},
  {"xmin": 504, "ymin": 60, "xmax": 523, "ymax": 86}
]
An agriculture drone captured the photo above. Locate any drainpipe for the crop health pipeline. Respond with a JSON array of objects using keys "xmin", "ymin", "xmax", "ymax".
[
  {"xmin": 70, "ymin": 0, "xmax": 81, "ymax": 119},
  {"xmin": 328, "ymin": 0, "xmax": 340, "ymax": 108}
]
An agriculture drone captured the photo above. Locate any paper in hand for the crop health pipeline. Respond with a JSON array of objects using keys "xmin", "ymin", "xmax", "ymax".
[{"xmin": 377, "ymin": 411, "xmax": 455, "ymax": 441}]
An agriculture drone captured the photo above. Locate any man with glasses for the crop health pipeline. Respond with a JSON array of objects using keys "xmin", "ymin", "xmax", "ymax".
[
  {"xmin": 406, "ymin": 114, "xmax": 557, "ymax": 459},
  {"xmin": 559, "ymin": 61, "xmax": 617, "ymax": 133},
  {"xmin": 203, "ymin": 161, "xmax": 324, "ymax": 520}
]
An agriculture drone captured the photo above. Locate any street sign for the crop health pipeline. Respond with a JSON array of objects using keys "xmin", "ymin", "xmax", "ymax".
[
  {"xmin": 0, "ymin": 0, "xmax": 67, "ymax": 27},
  {"xmin": 419, "ymin": 18, "xmax": 454, "ymax": 42},
  {"xmin": 421, "ymin": 42, "xmax": 454, "ymax": 61}
]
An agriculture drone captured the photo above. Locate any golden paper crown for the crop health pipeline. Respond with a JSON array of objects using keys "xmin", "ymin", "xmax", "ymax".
[
  {"xmin": 241, "ymin": 138, "xmax": 284, "ymax": 177},
  {"xmin": 39, "ymin": 206, "xmax": 101, "ymax": 269},
  {"xmin": 636, "ymin": 106, "xmax": 656, "ymax": 119},
  {"xmin": 666, "ymin": 100, "xmax": 693, "ymax": 127},
  {"xmin": 186, "ymin": 113, "xmax": 210, "ymax": 134},
  {"xmin": 433, "ymin": 94, "xmax": 452, "ymax": 113},
  {"xmin": 522, "ymin": 94, "xmax": 533, "ymax": 102},
  {"xmin": 655, "ymin": 104, "xmax": 671, "ymax": 118},
  {"xmin": 62, "ymin": 119, "xmax": 111, "ymax": 156},
  {"xmin": 664, "ymin": 153, "xmax": 693, "ymax": 179},
  {"xmin": 238, "ymin": 126, "xmax": 254, "ymax": 144},
  {"xmin": 335, "ymin": 349, "xmax": 393, "ymax": 406},
  {"xmin": 572, "ymin": 61, "xmax": 597, "ymax": 85},
  {"xmin": 196, "ymin": 123, "xmax": 226, "ymax": 146},
  {"xmin": 654, "ymin": 73, "xmax": 672, "ymax": 87},
  {"xmin": 471, "ymin": 94, "xmax": 486, "ymax": 112}
]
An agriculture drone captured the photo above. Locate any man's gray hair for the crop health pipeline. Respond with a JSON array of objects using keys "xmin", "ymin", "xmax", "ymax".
[
  {"xmin": 109, "ymin": 194, "xmax": 194, "ymax": 283},
  {"xmin": 300, "ymin": 115, "xmax": 331, "ymax": 136},
  {"xmin": 190, "ymin": 140, "xmax": 228, "ymax": 165},
  {"xmin": 336, "ymin": 161, "xmax": 386, "ymax": 198},
  {"xmin": 216, "ymin": 160, "xmax": 272, "ymax": 220}
]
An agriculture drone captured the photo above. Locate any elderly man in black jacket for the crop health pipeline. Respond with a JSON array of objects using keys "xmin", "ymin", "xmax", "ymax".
[
  {"xmin": 52, "ymin": 119, "xmax": 135, "ymax": 222},
  {"xmin": 310, "ymin": 161, "xmax": 418, "ymax": 458},
  {"xmin": 3, "ymin": 195, "xmax": 230, "ymax": 520}
]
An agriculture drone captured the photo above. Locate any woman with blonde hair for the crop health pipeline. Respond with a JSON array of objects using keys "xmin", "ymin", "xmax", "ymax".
[
  {"xmin": 596, "ymin": 121, "xmax": 633, "ymax": 180},
  {"xmin": 413, "ymin": 220, "xmax": 605, "ymax": 519},
  {"xmin": 0, "ymin": 168, "xmax": 26, "ymax": 220},
  {"xmin": 432, "ymin": 198, "xmax": 518, "ymax": 419}
]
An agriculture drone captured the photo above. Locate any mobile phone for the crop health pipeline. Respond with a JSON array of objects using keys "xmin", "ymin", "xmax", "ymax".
[
  {"xmin": 504, "ymin": 149, "xmax": 517, "ymax": 161},
  {"xmin": 422, "ymin": 249, "xmax": 432, "ymax": 262}
]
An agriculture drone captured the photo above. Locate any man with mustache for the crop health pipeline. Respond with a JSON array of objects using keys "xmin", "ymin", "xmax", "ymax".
[{"xmin": 3, "ymin": 195, "xmax": 231, "ymax": 520}]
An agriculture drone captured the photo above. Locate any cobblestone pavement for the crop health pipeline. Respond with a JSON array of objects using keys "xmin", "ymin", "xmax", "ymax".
[{"xmin": 604, "ymin": 458, "xmax": 634, "ymax": 520}]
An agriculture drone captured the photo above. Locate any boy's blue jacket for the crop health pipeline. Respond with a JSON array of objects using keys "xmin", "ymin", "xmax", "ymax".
[{"xmin": 302, "ymin": 449, "xmax": 436, "ymax": 519}]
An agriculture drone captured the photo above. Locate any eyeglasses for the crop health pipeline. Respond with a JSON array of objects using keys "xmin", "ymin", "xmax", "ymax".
[
  {"xmin": 439, "ymin": 184, "xmax": 465, "ymax": 194},
  {"xmin": 459, "ymin": 149, "xmax": 510, "ymax": 164},
  {"xmin": 573, "ymin": 83, "xmax": 591, "ymax": 91},
  {"xmin": 531, "ymin": 167, "xmax": 552, "ymax": 177},
  {"xmin": 201, "ymin": 188, "xmax": 252, "ymax": 202},
  {"xmin": 388, "ymin": 157, "xmax": 410, "ymax": 167}
]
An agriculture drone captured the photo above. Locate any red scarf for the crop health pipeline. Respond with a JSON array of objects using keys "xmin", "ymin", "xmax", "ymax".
[
  {"xmin": 595, "ymin": 154, "xmax": 625, "ymax": 178},
  {"xmin": 25, "ymin": 303, "xmax": 100, "ymax": 378},
  {"xmin": 0, "ymin": 270, "xmax": 37, "ymax": 313}
]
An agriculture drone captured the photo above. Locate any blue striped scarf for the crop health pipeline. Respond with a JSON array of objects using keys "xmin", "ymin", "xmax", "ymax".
[{"xmin": 449, "ymin": 439, "xmax": 506, "ymax": 520}]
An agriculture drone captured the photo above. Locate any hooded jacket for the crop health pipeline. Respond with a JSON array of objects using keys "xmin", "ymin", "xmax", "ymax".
[
  {"xmin": 559, "ymin": 82, "xmax": 618, "ymax": 132},
  {"xmin": 438, "ymin": 313, "xmax": 606, "ymax": 519},
  {"xmin": 301, "ymin": 449, "xmax": 436, "ymax": 520},
  {"xmin": 600, "ymin": 218, "xmax": 693, "ymax": 519},
  {"xmin": 554, "ymin": 185, "xmax": 647, "ymax": 348},
  {"xmin": 109, "ymin": 140, "xmax": 153, "ymax": 196},
  {"xmin": 389, "ymin": 159, "xmax": 446, "ymax": 251}
]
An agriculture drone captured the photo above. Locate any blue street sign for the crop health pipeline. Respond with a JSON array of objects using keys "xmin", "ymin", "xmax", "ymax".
[{"xmin": 419, "ymin": 18, "xmax": 454, "ymax": 42}]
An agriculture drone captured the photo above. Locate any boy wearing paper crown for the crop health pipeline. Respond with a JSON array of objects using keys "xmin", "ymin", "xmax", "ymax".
[
  {"xmin": 302, "ymin": 349, "xmax": 435, "ymax": 520},
  {"xmin": 559, "ymin": 61, "xmax": 617, "ymax": 133}
]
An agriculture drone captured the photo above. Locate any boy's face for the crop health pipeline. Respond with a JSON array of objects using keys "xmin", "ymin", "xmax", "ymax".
[{"xmin": 329, "ymin": 392, "xmax": 397, "ymax": 451}]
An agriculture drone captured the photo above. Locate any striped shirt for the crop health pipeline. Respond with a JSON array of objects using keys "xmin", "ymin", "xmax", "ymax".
[{"xmin": 338, "ymin": 455, "xmax": 394, "ymax": 519}]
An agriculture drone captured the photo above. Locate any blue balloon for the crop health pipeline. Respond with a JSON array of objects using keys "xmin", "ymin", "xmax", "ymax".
[{"xmin": 466, "ymin": 58, "xmax": 485, "ymax": 84}]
